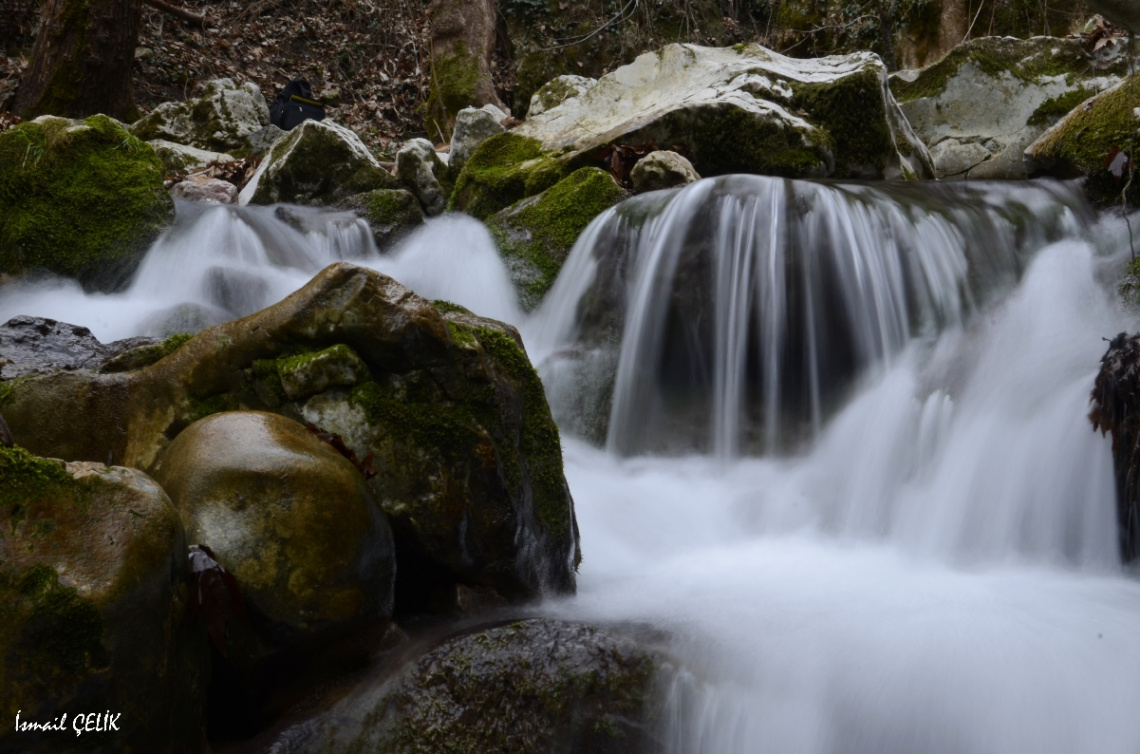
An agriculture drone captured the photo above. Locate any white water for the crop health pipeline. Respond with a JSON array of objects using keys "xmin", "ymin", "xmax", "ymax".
[{"xmin": 5, "ymin": 179, "xmax": 1140, "ymax": 752}]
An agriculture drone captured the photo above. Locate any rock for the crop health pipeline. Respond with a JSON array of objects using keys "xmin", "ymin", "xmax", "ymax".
[
  {"xmin": 488, "ymin": 167, "xmax": 628, "ymax": 309},
  {"xmin": 449, "ymin": 132, "xmax": 571, "ymax": 219},
  {"xmin": 245, "ymin": 123, "xmax": 287, "ymax": 157},
  {"xmin": 395, "ymin": 138, "xmax": 447, "ymax": 216},
  {"xmin": 0, "ymin": 315, "xmax": 163, "ymax": 381},
  {"xmin": 268, "ymin": 619, "xmax": 661, "ymax": 754},
  {"xmin": 630, "ymin": 150, "xmax": 701, "ymax": 192},
  {"xmin": 1090, "ymin": 332, "xmax": 1140, "ymax": 561},
  {"xmin": 527, "ymin": 75, "xmax": 596, "ymax": 118},
  {"xmin": 0, "ymin": 445, "xmax": 206, "ymax": 753},
  {"xmin": 1, "ymin": 263, "xmax": 579, "ymax": 602},
  {"xmin": 0, "ymin": 115, "xmax": 174, "ymax": 290},
  {"xmin": 170, "ymin": 174, "xmax": 238, "ymax": 204},
  {"xmin": 151, "ymin": 411, "xmax": 396, "ymax": 662},
  {"xmin": 514, "ymin": 43, "xmax": 932, "ymax": 181},
  {"xmin": 149, "ymin": 139, "xmax": 235, "ymax": 174},
  {"xmin": 277, "ymin": 343, "xmax": 371, "ymax": 401},
  {"xmin": 239, "ymin": 119, "xmax": 398, "ymax": 206},
  {"xmin": 337, "ymin": 188, "xmax": 425, "ymax": 250},
  {"xmin": 1026, "ymin": 72, "xmax": 1140, "ymax": 204},
  {"xmin": 891, "ymin": 36, "xmax": 1128, "ymax": 180},
  {"xmin": 424, "ymin": 0, "xmax": 506, "ymax": 141},
  {"xmin": 130, "ymin": 78, "xmax": 271, "ymax": 153},
  {"xmin": 448, "ymin": 106, "xmax": 506, "ymax": 177}
]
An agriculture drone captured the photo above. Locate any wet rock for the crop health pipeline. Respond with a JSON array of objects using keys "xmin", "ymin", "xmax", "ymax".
[
  {"xmin": 0, "ymin": 115, "xmax": 174, "ymax": 290},
  {"xmin": 269, "ymin": 618, "xmax": 661, "ymax": 754},
  {"xmin": 337, "ymin": 188, "xmax": 425, "ymax": 250},
  {"xmin": 1, "ymin": 263, "xmax": 579, "ymax": 602},
  {"xmin": 0, "ymin": 446, "xmax": 206, "ymax": 753},
  {"xmin": 0, "ymin": 315, "xmax": 160, "ymax": 380},
  {"xmin": 395, "ymin": 138, "xmax": 447, "ymax": 216},
  {"xmin": 448, "ymin": 106, "xmax": 505, "ymax": 177},
  {"xmin": 130, "ymin": 78, "xmax": 271, "ymax": 153},
  {"xmin": 149, "ymin": 139, "xmax": 235, "ymax": 174},
  {"xmin": 170, "ymin": 174, "xmax": 238, "ymax": 204},
  {"xmin": 1090, "ymin": 332, "xmax": 1140, "ymax": 562},
  {"xmin": 513, "ymin": 43, "xmax": 932, "ymax": 181},
  {"xmin": 151, "ymin": 411, "xmax": 396, "ymax": 662},
  {"xmin": 278, "ymin": 343, "xmax": 370, "ymax": 401},
  {"xmin": 240, "ymin": 119, "xmax": 398, "ymax": 206},
  {"xmin": 527, "ymin": 74, "xmax": 595, "ymax": 118},
  {"xmin": 630, "ymin": 150, "xmax": 700, "ymax": 192},
  {"xmin": 892, "ymin": 36, "xmax": 1128, "ymax": 180}
]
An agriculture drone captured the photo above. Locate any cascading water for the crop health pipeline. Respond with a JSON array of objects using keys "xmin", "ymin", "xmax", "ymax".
[{"xmin": 5, "ymin": 177, "xmax": 1140, "ymax": 753}]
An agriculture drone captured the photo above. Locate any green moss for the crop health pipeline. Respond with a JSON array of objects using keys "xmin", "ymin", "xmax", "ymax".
[
  {"xmin": 359, "ymin": 188, "xmax": 424, "ymax": 227},
  {"xmin": 185, "ymin": 392, "xmax": 237, "ymax": 424},
  {"xmin": 0, "ymin": 114, "xmax": 174, "ymax": 288},
  {"xmin": 449, "ymin": 133, "xmax": 569, "ymax": 219},
  {"xmin": 792, "ymin": 67, "xmax": 891, "ymax": 176},
  {"xmin": 276, "ymin": 344, "xmax": 337, "ymax": 375},
  {"xmin": 1028, "ymin": 87, "xmax": 1096, "ymax": 128},
  {"xmin": 432, "ymin": 299, "xmax": 473, "ymax": 316},
  {"xmin": 491, "ymin": 167, "xmax": 626, "ymax": 305},
  {"xmin": 14, "ymin": 564, "xmax": 108, "ymax": 679},
  {"xmin": 99, "ymin": 332, "xmax": 193, "ymax": 373},
  {"xmin": 0, "ymin": 445, "xmax": 74, "ymax": 508},
  {"xmin": 689, "ymin": 104, "xmax": 828, "ymax": 177},
  {"xmin": 425, "ymin": 41, "xmax": 483, "ymax": 141},
  {"xmin": 349, "ymin": 380, "xmax": 481, "ymax": 458}
]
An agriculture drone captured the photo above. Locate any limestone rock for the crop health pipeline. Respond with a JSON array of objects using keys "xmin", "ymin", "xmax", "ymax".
[
  {"xmin": 337, "ymin": 188, "xmax": 425, "ymax": 250},
  {"xmin": 1, "ymin": 263, "xmax": 580, "ymax": 602},
  {"xmin": 245, "ymin": 123, "xmax": 287, "ymax": 157},
  {"xmin": 891, "ymin": 36, "xmax": 1128, "ymax": 180},
  {"xmin": 630, "ymin": 150, "xmax": 701, "ymax": 192},
  {"xmin": 527, "ymin": 75, "xmax": 596, "ymax": 118},
  {"xmin": 0, "ymin": 315, "xmax": 160, "ymax": 380},
  {"xmin": 240, "ymin": 119, "xmax": 398, "ymax": 206},
  {"xmin": 0, "ymin": 446, "xmax": 206, "ymax": 753},
  {"xmin": 488, "ymin": 167, "xmax": 628, "ymax": 309},
  {"xmin": 268, "ymin": 619, "xmax": 660, "ymax": 754},
  {"xmin": 448, "ymin": 106, "xmax": 506, "ymax": 177},
  {"xmin": 149, "ymin": 139, "xmax": 235, "ymax": 174},
  {"xmin": 170, "ymin": 174, "xmax": 238, "ymax": 204},
  {"xmin": 130, "ymin": 78, "xmax": 271, "ymax": 153},
  {"xmin": 514, "ymin": 43, "xmax": 932, "ymax": 181},
  {"xmin": 0, "ymin": 115, "xmax": 174, "ymax": 290},
  {"xmin": 395, "ymin": 138, "xmax": 447, "ymax": 216},
  {"xmin": 151, "ymin": 411, "xmax": 396, "ymax": 659}
]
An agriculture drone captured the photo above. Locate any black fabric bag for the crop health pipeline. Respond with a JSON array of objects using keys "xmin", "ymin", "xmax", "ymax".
[{"xmin": 269, "ymin": 77, "xmax": 326, "ymax": 130}]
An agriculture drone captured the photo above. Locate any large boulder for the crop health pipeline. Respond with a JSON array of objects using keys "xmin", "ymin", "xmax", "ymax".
[
  {"xmin": 448, "ymin": 132, "xmax": 571, "ymax": 219},
  {"xmin": 0, "ymin": 446, "xmax": 206, "ymax": 753},
  {"xmin": 1, "ymin": 263, "xmax": 579, "ymax": 603},
  {"xmin": 527, "ymin": 75, "xmax": 596, "ymax": 119},
  {"xmin": 0, "ymin": 315, "xmax": 164, "ymax": 381},
  {"xmin": 268, "ymin": 619, "xmax": 661, "ymax": 754},
  {"xmin": 514, "ymin": 43, "xmax": 933, "ymax": 181},
  {"xmin": 130, "ymin": 78, "xmax": 270, "ymax": 153},
  {"xmin": 151, "ymin": 411, "xmax": 396, "ymax": 661},
  {"xmin": 0, "ymin": 115, "xmax": 174, "ymax": 290},
  {"xmin": 1026, "ymin": 72, "xmax": 1140, "ymax": 204},
  {"xmin": 891, "ymin": 36, "xmax": 1129, "ymax": 180},
  {"xmin": 488, "ymin": 167, "xmax": 628, "ymax": 310},
  {"xmin": 239, "ymin": 119, "xmax": 399, "ymax": 206}
]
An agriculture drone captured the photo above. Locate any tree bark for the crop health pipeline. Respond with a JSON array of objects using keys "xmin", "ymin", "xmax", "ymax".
[{"xmin": 12, "ymin": 0, "xmax": 142, "ymax": 121}]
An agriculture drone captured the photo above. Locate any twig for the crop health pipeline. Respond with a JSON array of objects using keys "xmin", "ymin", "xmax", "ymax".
[
  {"xmin": 144, "ymin": 0, "xmax": 206, "ymax": 27},
  {"xmin": 964, "ymin": 0, "xmax": 985, "ymax": 42},
  {"xmin": 540, "ymin": 0, "xmax": 640, "ymax": 51}
]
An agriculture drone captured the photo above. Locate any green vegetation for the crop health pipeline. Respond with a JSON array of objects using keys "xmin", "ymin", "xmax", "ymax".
[
  {"xmin": 689, "ymin": 104, "xmax": 828, "ymax": 177},
  {"xmin": 1028, "ymin": 88, "xmax": 1097, "ymax": 127},
  {"xmin": 425, "ymin": 42, "xmax": 483, "ymax": 140},
  {"xmin": 792, "ymin": 67, "xmax": 891, "ymax": 175},
  {"xmin": 448, "ymin": 133, "xmax": 569, "ymax": 219},
  {"xmin": 0, "ymin": 445, "xmax": 74, "ymax": 509},
  {"xmin": 99, "ymin": 332, "xmax": 193, "ymax": 373}
]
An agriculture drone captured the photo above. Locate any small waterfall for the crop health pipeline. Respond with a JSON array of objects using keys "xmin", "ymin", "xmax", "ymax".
[{"xmin": 531, "ymin": 175, "xmax": 1092, "ymax": 457}]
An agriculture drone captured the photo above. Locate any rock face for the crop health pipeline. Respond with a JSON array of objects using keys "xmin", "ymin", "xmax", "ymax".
[
  {"xmin": 337, "ymin": 188, "xmax": 425, "ymax": 249},
  {"xmin": 395, "ymin": 138, "xmax": 448, "ymax": 216},
  {"xmin": 0, "ymin": 115, "xmax": 174, "ymax": 290},
  {"xmin": 891, "ymin": 36, "xmax": 1128, "ymax": 180},
  {"xmin": 130, "ymin": 78, "xmax": 271, "ymax": 153},
  {"xmin": 0, "ymin": 316, "xmax": 161, "ymax": 381},
  {"xmin": 448, "ymin": 106, "xmax": 506, "ymax": 176},
  {"xmin": 424, "ymin": 0, "xmax": 506, "ymax": 140},
  {"xmin": 1026, "ymin": 72, "xmax": 1140, "ymax": 204},
  {"xmin": 630, "ymin": 150, "xmax": 701, "ymax": 192},
  {"xmin": 152, "ymin": 411, "xmax": 396, "ymax": 660},
  {"xmin": 268, "ymin": 619, "xmax": 661, "ymax": 754},
  {"xmin": 0, "ymin": 446, "xmax": 206, "ymax": 753},
  {"xmin": 240, "ymin": 119, "xmax": 398, "ymax": 206},
  {"xmin": 527, "ymin": 75, "xmax": 596, "ymax": 118},
  {"xmin": 1, "ymin": 263, "xmax": 579, "ymax": 603},
  {"xmin": 488, "ymin": 167, "xmax": 628, "ymax": 310},
  {"xmin": 514, "ymin": 43, "xmax": 932, "ymax": 181}
]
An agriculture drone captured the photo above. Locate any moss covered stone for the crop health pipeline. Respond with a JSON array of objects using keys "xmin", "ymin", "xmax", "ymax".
[
  {"xmin": 791, "ymin": 67, "xmax": 893, "ymax": 177},
  {"xmin": 0, "ymin": 114, "xmax": 174, "ymax": 290},
  {"xmin": 129, "ymin": 78, "xmax": 270, "ymax": 153},
  {"xmin": 489, "ymin": 167, "xmax": 628, "ymax": 309},
  {"xmin": 277, "ymin": 342, "xmax": 370, "ymax": 401},
  {"xmin": 449, "ymin": 132, "xmax": 570, "ymax": 219},
  {"xmin": 98, "ymin": 332, "xmax": 193, "ymax": 373},
  {"xmin": 338, "ymin": 188, "xmax": 425, "ymax": 250}
]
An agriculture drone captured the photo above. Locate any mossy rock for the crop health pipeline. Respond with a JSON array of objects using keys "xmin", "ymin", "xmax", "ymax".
[
  {"xmin": 489, "ymin": 167, "xmax": 628, "ymax": 309},
  {"xmin": 241, "ymin": 119, "xmax": 398, "ymax": 206},
  {"xmin": 1, "ymin": 263, "xmax": 579, "ymax": 603},
  {"xmin": 448, "ymin": 132, "xmax": 571, "ymax": 219},
  {"xmin": 267, "ymin": 618, "xmax": 661, "ymax": 754},
  {"xmin": 0, "ymin": 446, "xmax": 206, "ymax": 753},
  {"xmin": 129, "ymin": 78, "xmax": 270, "ymax": 153},
  {"xmin": 337, "ymin": 188, "xmax": 425, "ymax": 250},
  {"xmin": 151, "ymin": 411, "xmax": 396, "ymax": 663},
  {"xmin": 0, "ymin": 114, "xmax": 174, "ymax": 290}
]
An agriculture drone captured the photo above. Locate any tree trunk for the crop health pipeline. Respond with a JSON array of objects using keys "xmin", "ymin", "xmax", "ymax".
[{"xmin": 12, "ymin": 0, "xmax": 142, "ymax": 121}]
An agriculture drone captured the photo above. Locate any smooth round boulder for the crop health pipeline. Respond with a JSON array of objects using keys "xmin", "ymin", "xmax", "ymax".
[
  {"xmin": 630, "ymin": 150, "xmax": 701, "ymax": 193},
  {"xmin": 152, "ymin": 411, "xmax": 395, "ymax": 654}
]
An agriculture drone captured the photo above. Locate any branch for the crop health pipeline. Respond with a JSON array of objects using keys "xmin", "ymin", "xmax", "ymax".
[{"xmin": 144, "ymin": 0, "xmax": 206, "ymax": 27}]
